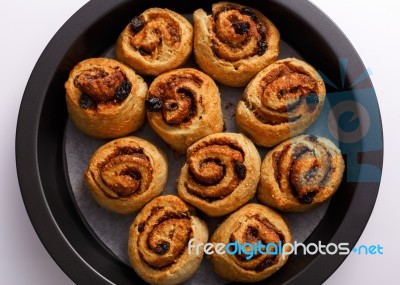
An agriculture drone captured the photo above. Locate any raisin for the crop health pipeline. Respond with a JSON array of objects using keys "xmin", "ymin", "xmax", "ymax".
[
  {"xmin": 256, "ymin": 257, "xmax": 276, "ymax": 271},
  {"xmin": 130, "ymin": 16, "xmax": 145, "ymax": 33},
  {"xmin": 277, "ymin": 90, "xmax": 288, "ymax": 97},
  {"xmin": 258, "ymin": 23, "xmax": 267, "ymax": 38},
  {"xmin": 298, "ymin": 192, "xmax": 316, "ymax": 204},
  {"xmin": 233, "ymin": 22, "xmax": 250, "ymax": 35},
  {"xmin": 293, "ymin": 146, "xmax": 309, "ymax": 160},
  {"xmin": 306, "ymin": 93, "xmax": 319, "ymax": 112},
  {"xmin": 138, "ymin": 223, "xmax": 145, "ymax": 233},
  {"xmin": 248, "ymin": 226, "xmax": 259, "ymax": 238},
  {"xmin": 115, "ymin": 80, "xmax": 132, "ymax": 101},
  {"xmin": 155, "ymin": 242, "xmax": 170, "ymax": 255},
  {"xmin": 240, "ymin": 7, "xmax": 258, "ymax": 22},
  {"xmin": 125, "ymin": 170, "xmax": 141, "ymax": 180},
  {"xmin": 234, "ymin": 161, "xmax": 246, "ymax": 180},
  {"xmin": 79, "ymin": 93, "xmax": 96, "ymax": 109},
  {"xmin": 139, "ymin": 47, "xmax": 151, "ymax": 56},
  {"xmin": 306, "ymin": 93, "xmax": 319, "ymax": 105},
  {"xmin": 166, "ymin": 102, "xmax": 178, "ymax": 111},
  {"xmin": 308, "ymin": 135, "xmax": 318, "ymax": 142},
  {"xmin": 257, "ymin": 40, "xmax": 268, "ymax": 55},
  {"xmin": 145, "ymin": 98, "xmax": 163, "ymax": 112}
]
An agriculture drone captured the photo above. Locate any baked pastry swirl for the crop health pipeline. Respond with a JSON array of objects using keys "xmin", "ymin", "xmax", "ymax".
[
  {"xmin": 210, "ymin": 203, "xmax": 292, "ymax": 282},
  {"xmin": 84, "ymin": 136, "xmax": 167, "ymax": 214},
  {"xmin": 236, "ymin": 58, "xmax": 326, "ymax": 147},
  {"xmin": 258, "ymin": 135, "xmax": 345, "ymax": 212},
  {"xmin": 146, "ymin": 68, "xmax": 224, "ymax": 153},
  {"xmin": 177, "ymin": 133, "xmax": 261, "ymax": 217},
  {"xmin": 116, "ymin": 8, "xmax": 193, "ymax": 76},
  {"xmin": 65, "ymin": 58, "xmax": 148, "ymax": 138},
  {"xmin": 193, "ymin": 2, "xmax": 280, "ymax": 87},
  {"xmin": 128, "ymin": 195, "xmax": 208, "ymax": 285}
]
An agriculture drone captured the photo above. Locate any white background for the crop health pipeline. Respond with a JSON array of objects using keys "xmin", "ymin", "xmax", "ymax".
[{"xmin": 1, "ymin": 0, "xmax": 398, "ymax": 284}]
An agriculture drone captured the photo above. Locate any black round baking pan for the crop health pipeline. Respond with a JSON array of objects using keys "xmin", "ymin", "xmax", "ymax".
[{"xmin": 16, "ymin": 0, "xmax": 383, "ymax": 284}]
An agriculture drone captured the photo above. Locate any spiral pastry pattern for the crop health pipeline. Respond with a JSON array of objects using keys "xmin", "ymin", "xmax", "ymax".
[
  {"xmin": 193, "ymin": 2, "xmax": 280, "ymax": 87},
  {"xmin": 65, "ymin": 58, "xmax": 148, "ymax": 138},
  {"xmin": 116, "ymin": 8, "xmax": 193, "ymax": 76},
  {"xmin": 236, "ymin": 58, "xmax": 326, "ymax": 147},
  {"xmin": 257, "ymin": 135, "xmax": 345, "ymax": 212},
  {"xmin": 128, "ymin": 195, "xmax": 208, "ymax": 285},
  {"xmin": 210, "ymin": 203, "xmax": 292, "ymax": 282},
  {"xmin": 146, "ymin": 68, "xmax": 224, "ymax": 153},
  {"xmin": 84, "ymin": 136, "xmax": 168, "ymax": 214},
  {"xmin": 177, "ymin": 133, "xmax": 261, "ymax": 217}
]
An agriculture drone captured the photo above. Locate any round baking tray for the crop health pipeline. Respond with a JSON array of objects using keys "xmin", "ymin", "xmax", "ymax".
[{"xmin": 16, "ymin": 0, "xmax": 383, "ymax": 284}]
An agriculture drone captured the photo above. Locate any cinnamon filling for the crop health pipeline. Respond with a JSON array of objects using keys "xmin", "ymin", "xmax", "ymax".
[
  {"xmin": 95, "ymin": 148, "xmax": 153, "ymax": 198},
  {"xmin": 74, "ymin": 67, "xmax": 131, "ymax": 109},
  {"xmin": 148, "ymin": 74, "xmax": 203, "ymax": 125},
  {"xmin": 137, "ymin": 204, "xmax": 194, "ymax": 270}
]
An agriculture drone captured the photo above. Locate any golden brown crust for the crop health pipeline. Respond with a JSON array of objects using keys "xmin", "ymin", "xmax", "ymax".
[
  {"xmin": 146, "ymin": 68, "xmax": 224, "ymax": 153},
  {"xmin": 236, "ymin": 58, "xmax": 326, "ymax": 147},
  {"xmin": 257, "ymin": 135, "xmax": 345, "ymax": 212},
  {"xmin": 128, "ymin": 195, "xmax": 208, "ymax": 285},
  {"xmin": 65, "ymin": 58, "xmax": 148, "ymax": 138},
  {"xmin": 84, "ymin": 136, "xmax": 168, "ymax": 214},
  {"xmin": 177, "ymin": 132, "xmax": 261, "ymax": 217},
  {"xmin": 116, "ymin": 8, "xmax": 193, "ymax": 76},
  {"xmin": 210, "ymin": 203, "xmax": 292, "ymax": 282},
  {"xmin": 193, "ymin": 2, "xmax": 280, "ymax": 87}
]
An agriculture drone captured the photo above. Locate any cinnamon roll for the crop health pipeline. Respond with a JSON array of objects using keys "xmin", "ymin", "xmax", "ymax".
[
  {"xmin": 258, "ymin": 135, "xmax": 345, "ymax": 212},
  {"xmin": 128, "ymin": 195, "xmax": 208, "ymax": 285},
  {"xmin": 116, "ymin": 8, "xmax": 193, "ymax": 76},
  {"xmin": 177, "ymin": 133, "xmax": 261, "ymax": 217},
  {"xmin": 84, "ymin": 136, "xmax": 167, "ymax": 214},
  {"xmin": 193, "ymin": 2, "xmax": 280, "ymax": 87},
  {"xmin": 236, "ymin": 58, "xmax": 326, "ymax": 147},
  {"xmin": 65, "ymin": 58, "xmax": 148, "ymax": 138},
  {"xmin": 146, "ymin": 68, "xmax": 224, "ymax": 153},
  {"xmin": 210, "ymin": 203, "xmax": 292, "ymax": 282}
]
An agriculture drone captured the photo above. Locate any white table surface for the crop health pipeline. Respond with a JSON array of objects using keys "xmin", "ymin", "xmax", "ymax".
[{"xmin": 1, "ymin": 0, "xmax": 398, "ymax": 284}]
